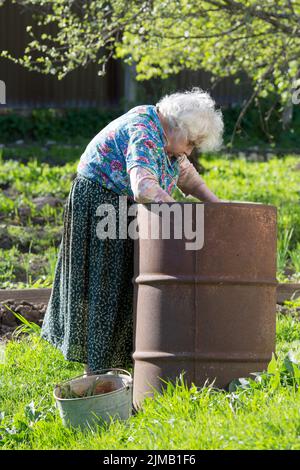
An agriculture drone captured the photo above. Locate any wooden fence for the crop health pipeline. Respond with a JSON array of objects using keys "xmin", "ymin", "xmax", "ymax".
[{"xmin": 0, "ymin": 1, "xmax": 252, "ymax": 109}]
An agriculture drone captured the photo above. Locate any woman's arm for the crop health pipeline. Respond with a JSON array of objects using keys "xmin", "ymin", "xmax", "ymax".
[
  {"xmin": 177, "ymin": 155, "xmax": 220, "ymax": 202},
  {"xmin": 129, "ymin": 166, "xmax": 176, "ymax": 203}
]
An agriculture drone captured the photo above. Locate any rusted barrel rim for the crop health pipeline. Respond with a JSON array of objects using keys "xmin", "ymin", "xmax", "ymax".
[
  {"xmin": 134, "ymin": 274, "xmax": 278, "ymax": 286},
  {"xmin": 140, "ymin": 201, "xmax": 277, "ymax": 210},
  {"xmin": 132, "ymin": 351, "xmax": 272, "ymax": 363}
]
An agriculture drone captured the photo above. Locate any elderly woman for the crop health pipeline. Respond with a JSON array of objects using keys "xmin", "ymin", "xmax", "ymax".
[{"xmin": 41, "ymin": 87, "xmax": 224, "ymax": 375}]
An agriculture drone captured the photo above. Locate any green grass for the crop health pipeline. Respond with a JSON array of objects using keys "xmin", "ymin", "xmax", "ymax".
[
  {"xmin": 0, "ymin": 153, "xmax": 299, "ymax": 288},
  {"xmin": 0, "ymin": 150, "xmax": 300, "ymax": 449},
  {"xmin": 0, "ymin": 304, "xmax": 300, "ymax": 450}
]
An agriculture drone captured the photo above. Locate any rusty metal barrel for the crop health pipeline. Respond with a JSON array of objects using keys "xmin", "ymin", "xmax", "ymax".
[{"xmin": 132, "ymin": 202, "xmax": 277, "ymax": 409}]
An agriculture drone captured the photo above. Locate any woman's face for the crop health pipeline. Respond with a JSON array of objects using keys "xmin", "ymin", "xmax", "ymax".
[
  {"xmin": 164, "ymin": 130, "xmax": 195, "ymax": 158},
  {"xmin": 157, "ymin": 109, "xmax": 195, "ymax": 158}
]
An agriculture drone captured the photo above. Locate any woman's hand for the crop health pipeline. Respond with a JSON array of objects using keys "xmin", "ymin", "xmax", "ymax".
[{"xmin": 193, "ymin": 183, "xmax": 220, "ymax": 202}]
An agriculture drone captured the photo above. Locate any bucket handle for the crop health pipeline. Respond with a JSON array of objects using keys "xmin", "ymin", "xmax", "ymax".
[
  {"xmin": 55, "ymin": 368, "xmax": 132, "ymax": 388},
  {"xmin": 90, "ymin": 368, "xmax": 132, "ymax": 379}
]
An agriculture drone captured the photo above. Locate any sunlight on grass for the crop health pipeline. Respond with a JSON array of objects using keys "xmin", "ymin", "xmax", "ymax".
[{"xmin": 0, "ymin": 308, "xmax": 300, "ymax": 450}]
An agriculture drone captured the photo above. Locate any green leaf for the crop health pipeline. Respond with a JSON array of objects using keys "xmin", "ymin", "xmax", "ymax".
[
  {"xmin": 284, "ymin": 350, "xmax": 300, "ymax": 374},
  {"xmin": 267, "ymin": 353, "xmax": 278, "ymax": 375}
]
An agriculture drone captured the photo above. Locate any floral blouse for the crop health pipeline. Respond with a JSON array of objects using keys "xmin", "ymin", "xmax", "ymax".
[
  {"xmin": 77, "ymin": 105, "xmax": 204, "ymax": 202},
  {"xmin": 129, "ymin": 155, "xmax": 206, "ymax": 203},
  {"xmin": 77, "ymin": 104, "xmax": 181, "ymax": 201}
]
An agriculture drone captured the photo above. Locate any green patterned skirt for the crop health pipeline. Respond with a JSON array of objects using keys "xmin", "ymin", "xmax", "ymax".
[{"xmin": 41, "ymin": 174, "xmax": 135, "ymax": 372}]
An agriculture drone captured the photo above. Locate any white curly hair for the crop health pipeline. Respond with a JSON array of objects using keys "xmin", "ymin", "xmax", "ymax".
[{"xmin": 155, "ymin": 86, "xmax": 224, "ymax": 152}]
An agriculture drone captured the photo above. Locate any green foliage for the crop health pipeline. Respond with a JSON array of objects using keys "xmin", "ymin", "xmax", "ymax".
[
  {"xmin": 2, "ymin": 303, "xmax": 41, "ymax": 337},
  {"xmin": 222, "ymin": 97, "xmax": 300, "ymax": 149},
  {"xmin": 1, "ymin": 104, "xmax": 300, "ymax": 149},
  {"xmin": 0, "ymin": 1, "xmax": 299, "ymax": 125},
  {"xmin": 0, "ymin": 108, "xmax": 122, "ymax": 144},
  {"xmin": 115, "ymin": 0, "xmax": 300, "ymax": 108},
  {"xmin": 277, "ymin": 228, "xmax": 294, "ymax": 276},
  {"xmin": 228, "ymin": 350, "xmax": 300, "ymax": 393}
]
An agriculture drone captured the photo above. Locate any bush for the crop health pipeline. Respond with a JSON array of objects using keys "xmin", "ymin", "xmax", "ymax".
[
  {"xmin": 0, "ymin": 99, "xmax": 300, "ymax": 148},
  {"xmin": 0, "ymin": 107, "xmax": 123, "ymax": 144}
]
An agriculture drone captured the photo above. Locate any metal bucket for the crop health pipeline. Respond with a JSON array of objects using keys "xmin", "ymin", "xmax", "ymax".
[
  {"xmin": 53, "ymin": 368, "xmax": 133, "ymax": 430},
  {"xmin": 132, "ymin": 202, "xmax": 278, "ymax": 409}
]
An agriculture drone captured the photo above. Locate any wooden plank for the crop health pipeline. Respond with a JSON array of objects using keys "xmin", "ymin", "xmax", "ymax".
[
  {"xmin": 0, "ymin": 284, "xmax": 299, "ymax": 306},
  {"xmin": 0, "ymin": 288, "xmax": 52, "ymax": 304}
]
